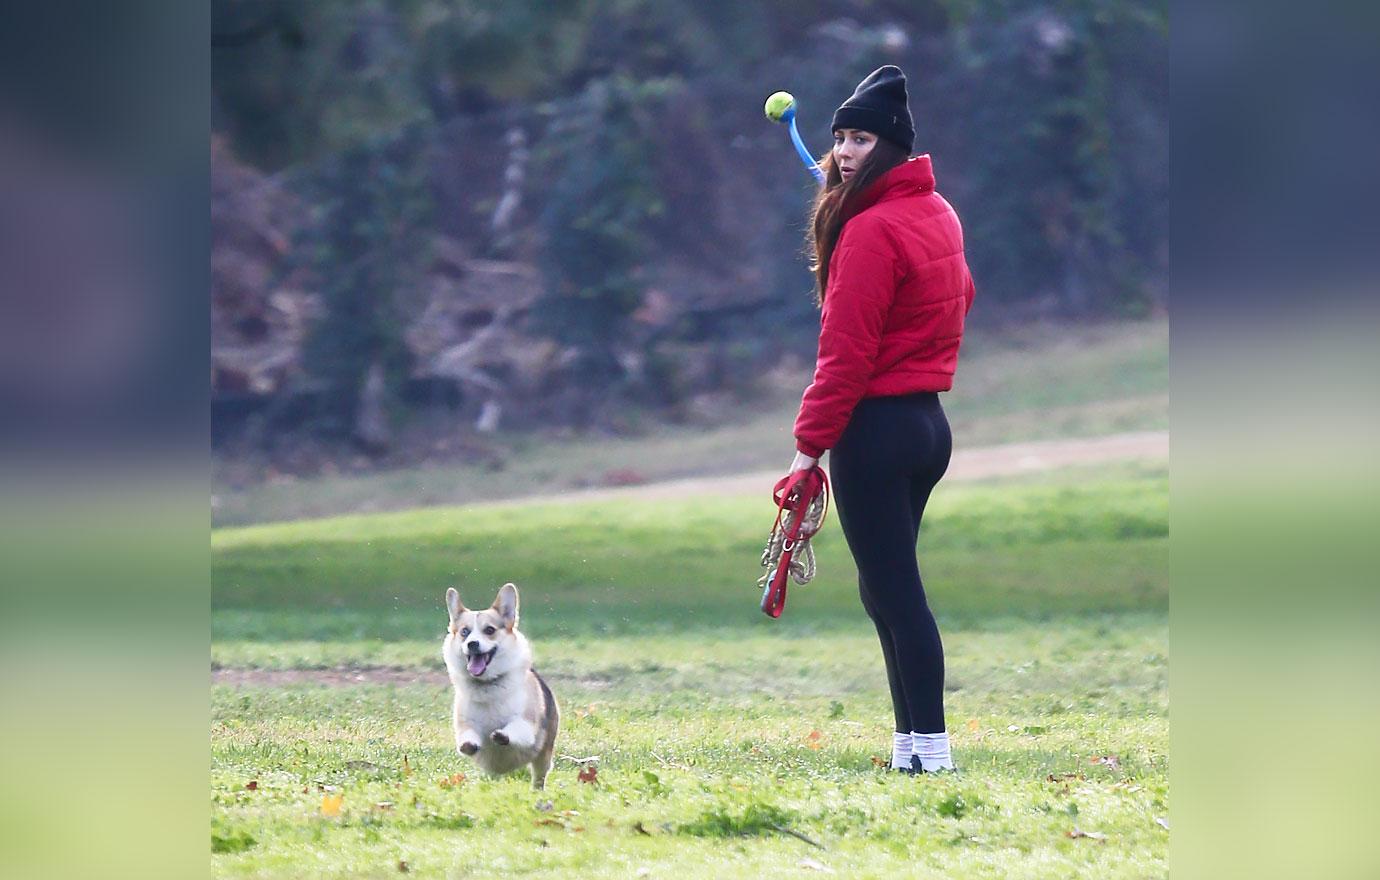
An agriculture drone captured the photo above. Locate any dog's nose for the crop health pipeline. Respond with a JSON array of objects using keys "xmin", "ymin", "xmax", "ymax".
[{"xmin": 466, "ymin": 641, "xmax": 480, "ymax": 653}]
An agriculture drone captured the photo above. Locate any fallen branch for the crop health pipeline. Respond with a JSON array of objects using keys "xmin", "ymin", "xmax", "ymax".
[
  {"xmin": 651, "ymin": 750, "xmax": 690, "ymax": 770},
  {"xmin": 772, "ymin": 823, "xmax": 825, "ymax": 850}
]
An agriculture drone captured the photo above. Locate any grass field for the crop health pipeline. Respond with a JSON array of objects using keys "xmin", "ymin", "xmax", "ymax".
[
  {"xmin": 212, "ymin": 458, "xmax": 1168, "ymax": 878},
  {"xmin": 212, "ymin": 319, "xmax": 1167, "ymax": 527}
]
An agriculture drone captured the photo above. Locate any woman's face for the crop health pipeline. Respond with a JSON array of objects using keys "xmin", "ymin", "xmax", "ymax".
[{"xmin": 832, "ymin": 128, "xmax": 877, "ymax": 181}]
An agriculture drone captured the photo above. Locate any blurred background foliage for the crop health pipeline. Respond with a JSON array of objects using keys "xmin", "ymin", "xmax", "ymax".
[{"xmin": 211, "ymin": 0, "xmax": 1166, "ymax": 460}]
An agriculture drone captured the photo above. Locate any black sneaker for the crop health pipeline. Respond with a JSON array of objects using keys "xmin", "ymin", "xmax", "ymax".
[{"xmin": 909, "ymin": 755, "xmax": 959, "ymax": 774}]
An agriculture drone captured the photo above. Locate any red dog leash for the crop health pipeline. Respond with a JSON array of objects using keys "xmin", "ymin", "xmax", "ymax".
[{"xmin": 758, "ymin": 465, "xmax": 830, "ymax": 618}]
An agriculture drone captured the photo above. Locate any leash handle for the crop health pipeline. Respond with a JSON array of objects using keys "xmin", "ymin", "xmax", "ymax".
[
  {"xmin": 771, "ymin": 466, "xmax": 829, "ymax": 527},
  {"xmin": 761, "ymin": 465, "xmax": 830, "ymax": 618}
]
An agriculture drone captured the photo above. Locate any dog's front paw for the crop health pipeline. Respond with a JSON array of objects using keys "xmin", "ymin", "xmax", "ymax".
[
  {"xmin": 490, "ymin": 730, "xmax": 510, "ymax": 746},
  {"xmin": 458, "ymin": 741, "xmax": 480, "ymax": 756}
]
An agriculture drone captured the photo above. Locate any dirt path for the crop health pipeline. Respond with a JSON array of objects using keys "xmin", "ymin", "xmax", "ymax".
[
  {"xmin": 212, "ymin": 666, "xmax": 620, "ymax": 689},
  {"xmin": 212, "ymin": 667, "xmax": 446, "ymax": 688},
  {"xmin": 518, "ymin": 429, "xmax": 1168, "ymax": 504}
]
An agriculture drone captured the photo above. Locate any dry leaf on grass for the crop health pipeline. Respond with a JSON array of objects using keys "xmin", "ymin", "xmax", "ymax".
[
  {"xmin": 1088, "ymin": 755, "xmax": 1121, "ymax": 770},
  {"xmin": 438, "ymin": 773, "xmax": 466, "ymax": 789},
  {"xmin": 402, "ymin": 755, "xmax": 412, "ymax": 777},
  {"xmin": 245, "ymin": 780, "xmax": 258, "ymax": 791},
  {"xmin": 967, "ymin": 719, "xmax": 980, "ymax": 733},
  {"xmin": 805, "ymin": 730, "xmax": 823, "ymax": 750},
  {"xmin": 578, "ymin": 765, "xmax": 599, "ymax": 784},
  {"xmin": 871, "ymin": 755, "xmax": 887, "ymax": 768},
  {"xmin": 320, "ymin": 794, "xmax": 343, "ymax": 817},
  {"xmin": 1067, "ymin": 826, "xmax": 1107, "ymax": 841}
]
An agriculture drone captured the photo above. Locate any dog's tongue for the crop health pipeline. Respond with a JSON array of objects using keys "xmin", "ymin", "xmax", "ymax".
[{"xmin": 467, "ymin": 652, "xmax": 490, "ymax": 677}]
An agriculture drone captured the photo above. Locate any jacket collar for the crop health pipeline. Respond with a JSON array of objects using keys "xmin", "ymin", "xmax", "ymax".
[{"xmin": 854, "ymin": 154, "xmax": 936, "ymax": 213}]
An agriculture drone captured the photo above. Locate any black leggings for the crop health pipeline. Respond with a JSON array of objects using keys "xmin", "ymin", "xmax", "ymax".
[{"xmin": 829, "ymin": 391, "xmax": 952, "ymax": 735}]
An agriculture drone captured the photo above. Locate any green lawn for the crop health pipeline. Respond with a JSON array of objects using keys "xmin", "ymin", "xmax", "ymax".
[{"xmin": 212, "ymin": 461, "xmax": 1167, "ymax": 878}]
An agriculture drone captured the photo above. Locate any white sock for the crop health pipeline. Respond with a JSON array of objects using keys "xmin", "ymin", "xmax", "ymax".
[
  {"xmin": 910, "ymin": 731, "xmax": 955, "ymax": 772},
  {"xmin": 890, "ymin": 732, "xmax": 912, "ymax": 770}
]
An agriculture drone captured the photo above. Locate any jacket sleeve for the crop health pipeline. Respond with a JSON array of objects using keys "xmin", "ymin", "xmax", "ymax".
[{"xmin": 793, "ymin": 230, "xmax": 898, "ymax": 457}]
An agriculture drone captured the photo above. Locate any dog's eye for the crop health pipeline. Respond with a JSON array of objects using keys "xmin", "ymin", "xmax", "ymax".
[
  {"xmin": 483, "ymin": 626, "xmax": 496, "ymax": 636},
  {"xmin": 460, "ymin": 627, "xmax": 470, "ymax": 638}
]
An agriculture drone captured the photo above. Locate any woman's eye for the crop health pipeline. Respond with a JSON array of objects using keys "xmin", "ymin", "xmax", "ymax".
[{"xmin": 483, "ymin": 626, "xmax": 496, "ymax": 636}]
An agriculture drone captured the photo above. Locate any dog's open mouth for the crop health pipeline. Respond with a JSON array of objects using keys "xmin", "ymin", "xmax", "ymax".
[{"xmin": 466, "ymin": 648, "xmax": 496, "ymax": 677}]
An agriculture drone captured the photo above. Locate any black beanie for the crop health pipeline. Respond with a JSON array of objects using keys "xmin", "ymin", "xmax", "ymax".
[{"xmin": 831, "ymin": 65, "xmax": 914, "ymax": 154}]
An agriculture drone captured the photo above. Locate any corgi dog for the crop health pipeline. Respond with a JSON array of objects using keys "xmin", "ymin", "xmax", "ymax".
[{"xmin": 441, "ymin": 583, "xmax": 559, "ymax": 789}]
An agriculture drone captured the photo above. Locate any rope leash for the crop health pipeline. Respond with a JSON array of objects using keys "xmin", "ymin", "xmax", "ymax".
[{"xmin": 757, "ymin": 466, "xmax": 830, "ymax": 618}]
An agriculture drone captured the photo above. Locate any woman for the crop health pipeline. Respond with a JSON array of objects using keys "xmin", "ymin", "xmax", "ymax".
[{"xmin": 789, "ymin": 65, "xmax": 976, "ymax": 774}]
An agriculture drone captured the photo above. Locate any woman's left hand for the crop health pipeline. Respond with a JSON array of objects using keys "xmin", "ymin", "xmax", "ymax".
[{"xmin": 789, "ymin": 451, "xmax": 819, "ymax": 473}]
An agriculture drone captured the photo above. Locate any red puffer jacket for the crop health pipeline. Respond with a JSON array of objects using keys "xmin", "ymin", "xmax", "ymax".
[{"xmin": 794, "ymin": 155, "xmax": 975, "ymax": 458}]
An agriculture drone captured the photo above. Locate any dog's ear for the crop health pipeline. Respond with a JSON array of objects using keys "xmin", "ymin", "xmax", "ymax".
[
  {"xmin": 492, "ymin": 582, "xmax": 519, "ymax": 630},
  {"xmin": 445, "ymin": 587, "xmax": 466, "ymax": 620}
]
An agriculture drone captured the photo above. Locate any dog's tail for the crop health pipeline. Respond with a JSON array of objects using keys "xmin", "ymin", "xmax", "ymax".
[{"xmin": 533, "ymin": 669, "xmax": 560, "ymax": 745}]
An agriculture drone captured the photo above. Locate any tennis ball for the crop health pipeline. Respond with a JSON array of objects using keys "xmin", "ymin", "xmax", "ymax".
[{"xmin": 764, "ymin": 91, "xmax": 795, "ymax": 123}]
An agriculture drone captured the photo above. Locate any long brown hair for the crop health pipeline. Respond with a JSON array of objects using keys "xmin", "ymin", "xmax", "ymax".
[{"xmin": 807, "ymin": 139, "xmax": 909, "ymax": 303}]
